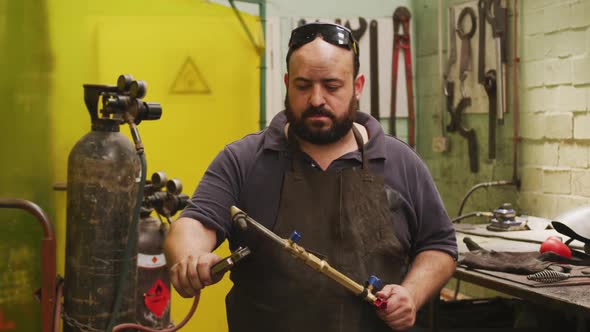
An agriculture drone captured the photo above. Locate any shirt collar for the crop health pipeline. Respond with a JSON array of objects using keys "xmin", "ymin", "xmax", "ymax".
[{"xmin": 262, "ymin": 111, "xmax": 387, "ymax": 160}]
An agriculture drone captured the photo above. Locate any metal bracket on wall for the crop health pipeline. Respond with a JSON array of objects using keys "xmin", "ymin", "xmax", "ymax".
[
  {"xmin": 228, "ymin": 0, "xmax": 265, "ymax": 55},
  {"xmin": 227, "ymin": 0, "xmax": 267, "ymax": 130}
]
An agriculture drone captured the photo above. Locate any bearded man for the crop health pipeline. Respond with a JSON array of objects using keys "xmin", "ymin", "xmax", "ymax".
[{"xmin": 165, "ymin": 22, "xmax": 457, "ymax": 332}]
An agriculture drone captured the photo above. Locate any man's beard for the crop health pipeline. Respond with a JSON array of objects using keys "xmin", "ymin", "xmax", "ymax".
[{"xmin": 285, "ymin": 94, "xmax": 358, "ymax": 145}]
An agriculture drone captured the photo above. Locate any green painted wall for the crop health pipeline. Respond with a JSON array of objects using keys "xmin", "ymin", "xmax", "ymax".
[{"xmin": 0, "ymin": 0, "xmax": 52, "ymax": 330}]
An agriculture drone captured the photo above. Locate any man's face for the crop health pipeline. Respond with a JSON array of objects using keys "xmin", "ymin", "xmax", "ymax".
[{"xmin": 284, "ymin": 38, "xmax": 364, "ymax": 145}]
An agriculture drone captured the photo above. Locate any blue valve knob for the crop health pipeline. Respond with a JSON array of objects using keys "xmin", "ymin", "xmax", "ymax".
[
  {"xmin": 368, "ymin": 275, "xmax": 382, "ymax": 290},
  {"xmin": 289, "ymin": 230, "xmax": 302, "ymax": 243}
]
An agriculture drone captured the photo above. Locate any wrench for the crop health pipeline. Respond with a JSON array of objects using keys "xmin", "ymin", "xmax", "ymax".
[{"xmin": 344, "ymin": 17, "xmax": 368, "ymax": 41}]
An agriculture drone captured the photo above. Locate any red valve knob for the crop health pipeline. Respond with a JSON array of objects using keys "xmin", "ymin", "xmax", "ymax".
[{"xmin": 373, "ymin": 298, "xmax": 387, "ymax": 311}]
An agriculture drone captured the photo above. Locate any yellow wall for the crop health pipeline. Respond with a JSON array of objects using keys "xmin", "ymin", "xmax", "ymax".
[{"xmin": 47, "ymin": 0, "xmax": 261, "ymax": 330}]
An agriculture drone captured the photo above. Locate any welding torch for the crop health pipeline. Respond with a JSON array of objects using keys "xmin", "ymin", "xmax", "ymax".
[{"xmin": 230, "ymin": 206, "xmax": 387, "ymax": 309}]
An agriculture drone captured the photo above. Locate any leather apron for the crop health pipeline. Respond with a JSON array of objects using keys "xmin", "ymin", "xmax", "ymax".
[{"xmin": 227, "ymin": 126, "xmax": 407, "ymax": 332}]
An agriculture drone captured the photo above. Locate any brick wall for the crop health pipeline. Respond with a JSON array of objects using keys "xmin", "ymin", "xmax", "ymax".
[
  {"xmin": 414, "ymin": 0, "xmax": 590, "ymax": 220},
  {"xmin": 519, "ymin": 0, "xmax": 590, "ymax": 218}
]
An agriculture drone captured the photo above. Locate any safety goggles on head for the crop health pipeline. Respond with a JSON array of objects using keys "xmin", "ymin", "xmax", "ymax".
[{"xmin": 288, "ymin": 22, "xmax": 359, "ymax": 56}]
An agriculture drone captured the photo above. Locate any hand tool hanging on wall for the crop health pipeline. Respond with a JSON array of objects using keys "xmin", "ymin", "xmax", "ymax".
[
  {"xmin": 456, "ymin": 6, "xmax": 476, "ymax": 97},
  {"xmin": 445, "ymin": 82, "xmax": 455, "ymax": 134},
  {"xmin": 483, "ymin": 70, "xmax": 497, "ymax": 159},
  {"xmin": 450, "ymin": 7, "xmax": 479, "ymax": 172},
  {"xmin": 344, "ymin": 17, "xmax": 368, "ymax": 42},
  {"xmin": 230, "ymin": 206, "xmax": 388, "ymax": 309},
  {"xmin": 477, "ymin": 0, "xmax": 499, "ymax": 160},
  {"xmin": 477, "ymin": 0, "xmax": 489, "ymax": 83},
  {"xmin": 486, "ymin": 0, "xmax": 508, "ymax": 124},
  {"xmin": 442, "ymin": 7, "xmax": 457, "ymax": 146},
  {"xmin": 443, "ymin": 6, "xmax": 457, "ymax": 98},
  {"xmin": 369, "ymin": 19, "xmax": 380, "ymax": 120},
  {"xmin": 391, "ymin": 7, "xmax": 415, "ymax": 147},
  {"xmin": 447, "ymin": 97, "xmax": 479, "ymax": 173}
]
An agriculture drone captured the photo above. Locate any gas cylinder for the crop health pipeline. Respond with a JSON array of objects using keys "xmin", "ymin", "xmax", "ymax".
[
  {"xmin": 135, "ymin": 172, "xmax": 188, "ymax": 328},
  {"xmin": 63, "ymin": 75, "xmax": 162, "ymax": 331},
  {"xmin": 136, "ymin": 210, "xmax": 171, "ymax": 328},
  {"xmin": 63, "ymin": 117, "xmax": 140, "ymax": 331}
]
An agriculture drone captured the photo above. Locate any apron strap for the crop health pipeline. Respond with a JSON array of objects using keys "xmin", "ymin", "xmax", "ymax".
[
  {"xmin": 351, "ymin": 125, "xmax": 374, "ymax": 182},
  {"xmin": 351, "ymin": 125, "xmax": 369, "ymax": 170}
]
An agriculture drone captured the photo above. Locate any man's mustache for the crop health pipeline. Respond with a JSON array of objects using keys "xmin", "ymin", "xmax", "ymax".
[{"xmin": 302, "ymin": 107, "xmax": 335, "ymax": 119}]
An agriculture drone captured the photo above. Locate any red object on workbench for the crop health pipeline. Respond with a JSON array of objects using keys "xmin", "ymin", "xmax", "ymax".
[{"xmin": 540, "ymin": 236, "xmax": 572, "ymax": 259}]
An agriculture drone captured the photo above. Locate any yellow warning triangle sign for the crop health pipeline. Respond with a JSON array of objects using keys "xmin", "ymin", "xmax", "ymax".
[{"xmin": 170, "ymin": 56, "xmax": 211, "ymax": 94}]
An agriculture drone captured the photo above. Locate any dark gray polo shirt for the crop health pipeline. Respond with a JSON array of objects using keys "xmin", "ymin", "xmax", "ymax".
[{"xmin": 180, "ymin": 111, "xmax": 457, "ymax": 260}]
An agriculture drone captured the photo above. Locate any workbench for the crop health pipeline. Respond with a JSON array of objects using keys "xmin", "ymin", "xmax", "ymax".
[{"xmin": 451, "ymin": 219, "xmax": 590, "ymax": 331}]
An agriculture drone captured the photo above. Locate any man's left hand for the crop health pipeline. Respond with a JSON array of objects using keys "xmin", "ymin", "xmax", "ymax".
[{"xmin": 375, "ymin": 284, "xmax": 416, "ymax": 331}]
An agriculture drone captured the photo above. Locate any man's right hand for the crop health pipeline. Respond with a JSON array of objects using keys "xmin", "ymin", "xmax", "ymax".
[{"xmin": 169, "ymin": 252, "xmax": 224, "ymax": 298}]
